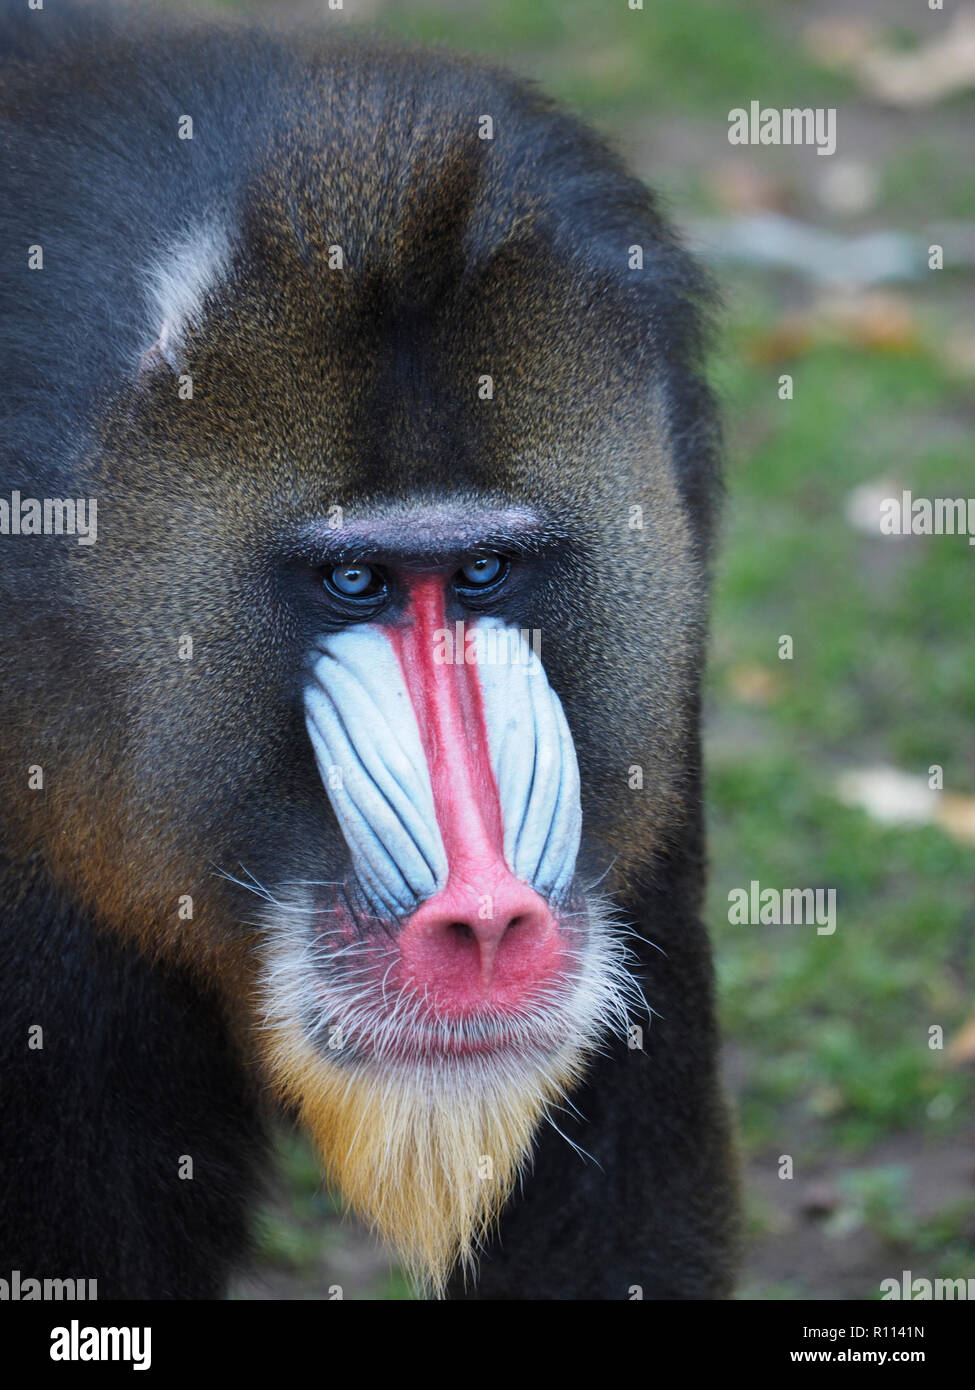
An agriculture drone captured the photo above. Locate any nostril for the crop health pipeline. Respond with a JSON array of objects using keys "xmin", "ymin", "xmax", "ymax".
[
  {"xmin": 448, "ymin": 921, "xmax": 476, "ymax": 943},
  {"xmin": 445, "ymin": 913, "xmax": 527, "ymax": 947}
]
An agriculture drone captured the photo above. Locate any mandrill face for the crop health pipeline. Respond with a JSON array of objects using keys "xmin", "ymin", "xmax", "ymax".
[{"xmin": 263, "ymin": 523, "xmax": 639, "ymax": 1291}]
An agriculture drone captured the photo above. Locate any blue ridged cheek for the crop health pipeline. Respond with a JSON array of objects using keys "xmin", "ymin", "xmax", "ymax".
[
  {"xmin": 304, "ymin": 627, "xmax": 448, "ymax": 920},
  {"xmin": 474, "ymin": 620, "xmax": 583, "ymax": 906}
]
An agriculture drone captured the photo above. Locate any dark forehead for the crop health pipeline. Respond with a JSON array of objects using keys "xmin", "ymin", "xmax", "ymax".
[
  {"xmin": 75, "ymin": 34, "xmax": 716, "ymax": 542},
  {"xmin": 165, "ymin": 62, "xmax": 663, "ymax": 498}
]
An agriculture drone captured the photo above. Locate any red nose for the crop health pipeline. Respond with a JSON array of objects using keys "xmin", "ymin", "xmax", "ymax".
[
  {"xmin": 398, "ymin": 864, "xmax": 561, "ymax": 1011},
  {"xmin": 389, "ymin": 576, "xmax": 564, "ymax": 1013}
]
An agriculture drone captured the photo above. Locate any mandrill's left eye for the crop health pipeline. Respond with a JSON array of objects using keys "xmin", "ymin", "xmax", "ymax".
[
  {"xmin": 455, "ymin": 554, "xmax": 508, "ymax": 596},
  {"xmin": 325, "ymin": 564, "xmax": 387, "ymax": 602}
]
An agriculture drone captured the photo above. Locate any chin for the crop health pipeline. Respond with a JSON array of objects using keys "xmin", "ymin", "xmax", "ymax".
[{"xmin": 257, "ymin": 887, "xmax": 637, "ymax": 1292}]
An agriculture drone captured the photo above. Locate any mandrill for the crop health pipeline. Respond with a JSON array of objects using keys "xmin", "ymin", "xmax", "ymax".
[{"xmin": 0, "ymin": 4, "xmax": 737, "ymax": 1299}]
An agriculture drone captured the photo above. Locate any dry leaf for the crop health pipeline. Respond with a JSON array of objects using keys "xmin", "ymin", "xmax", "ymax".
[
  {"xmin": 745, "ymin": 291, "xmax": 921, "ymax": 365},
  {"xmin": 844, "ymin": 478, "xmax": 903, "ymax": 534},
  {"xmin": 938, "ymin": 793, "xmax": 975, "ymax": 846},
  {"xmin": 803, "ymin": 18, "xmax": 879, "ymax": 68},
  {"xmin": 706, "ymin": 162, "xmax": 792, "ymax": 215},
  {"xmin": 947, "ymin": 1016, "xmax": 975, "ymax": 1065},
  {"xmin": 726, "ymin": 663, "xmax": 784, "ymax": 705},
  {"xmin": 857, "ymin": 14, "xmax": 975, "ymax": 108},
  {"xmin": 836, "ymin": 766, "xmax": 937, "ymax": 826},
  {"xmin": 816, "ymin": 160, "xmax": 880, "ymax": 216},
  {"xmin": 836, "ymin": 766, "xmax": 975, "ymax": 846}
]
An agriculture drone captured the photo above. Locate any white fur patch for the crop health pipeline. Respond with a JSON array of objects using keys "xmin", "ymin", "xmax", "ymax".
[{"xmin": 143, "ymin": 222, "xmax": 233, "ymax": 366}]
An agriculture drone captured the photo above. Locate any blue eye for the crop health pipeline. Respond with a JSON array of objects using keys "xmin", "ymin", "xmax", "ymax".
[
  {"xmin": 459, "ymin": 555, "xmax": 504, "ymax": 587},
  {"xmin": 326, "ymin": 564, "xmax": 384, "ymax": 600}
]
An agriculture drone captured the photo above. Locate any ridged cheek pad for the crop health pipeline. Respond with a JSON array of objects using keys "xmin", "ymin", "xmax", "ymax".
[{"xmin": 303, "ymin": 584, "xmax": 582, "ymax": 923}]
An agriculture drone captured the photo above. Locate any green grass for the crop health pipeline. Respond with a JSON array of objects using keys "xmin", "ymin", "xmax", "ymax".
[
  {"xmin": 706, "ymin": 278, "xmax": 975, "ymax": 1178},
  {"xmin": 378, "ymin": 0, "xmax": 852, "ymax": 117},
  {"xmin": 882, "ymin": 140, "xmax": 975, "ymax": 222},
  {"xmin": 711, "ymin": 324, "xmax": 975, "ymax": 767}
]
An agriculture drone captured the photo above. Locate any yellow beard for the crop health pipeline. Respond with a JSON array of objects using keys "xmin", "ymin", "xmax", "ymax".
[{"xmin": 261, "ymin": 1023, "xmax": 587, "ymax": 1294}]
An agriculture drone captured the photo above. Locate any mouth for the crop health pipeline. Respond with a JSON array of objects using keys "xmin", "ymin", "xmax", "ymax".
[
  {"xmin": 255, "ymin": 877, "xmax": 643, "ymax": 1085},
  {"xmin": 329, "ymin": 1001, "xmax": 578, "ymax": 1067},
  {"xmin": 302, "ymin": 891, "xmax": 588, "ymax": 1068}
]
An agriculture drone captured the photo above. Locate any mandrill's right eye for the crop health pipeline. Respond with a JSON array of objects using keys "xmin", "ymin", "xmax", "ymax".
[{"xmin": 324, "ymin": 564, "xmax": 388, "ymax": 606}]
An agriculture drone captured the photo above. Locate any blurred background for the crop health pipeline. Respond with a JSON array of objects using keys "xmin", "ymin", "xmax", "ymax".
[{"xmin": 188, "ymin": 0, "xmax": 974, "ymax": 1299}]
